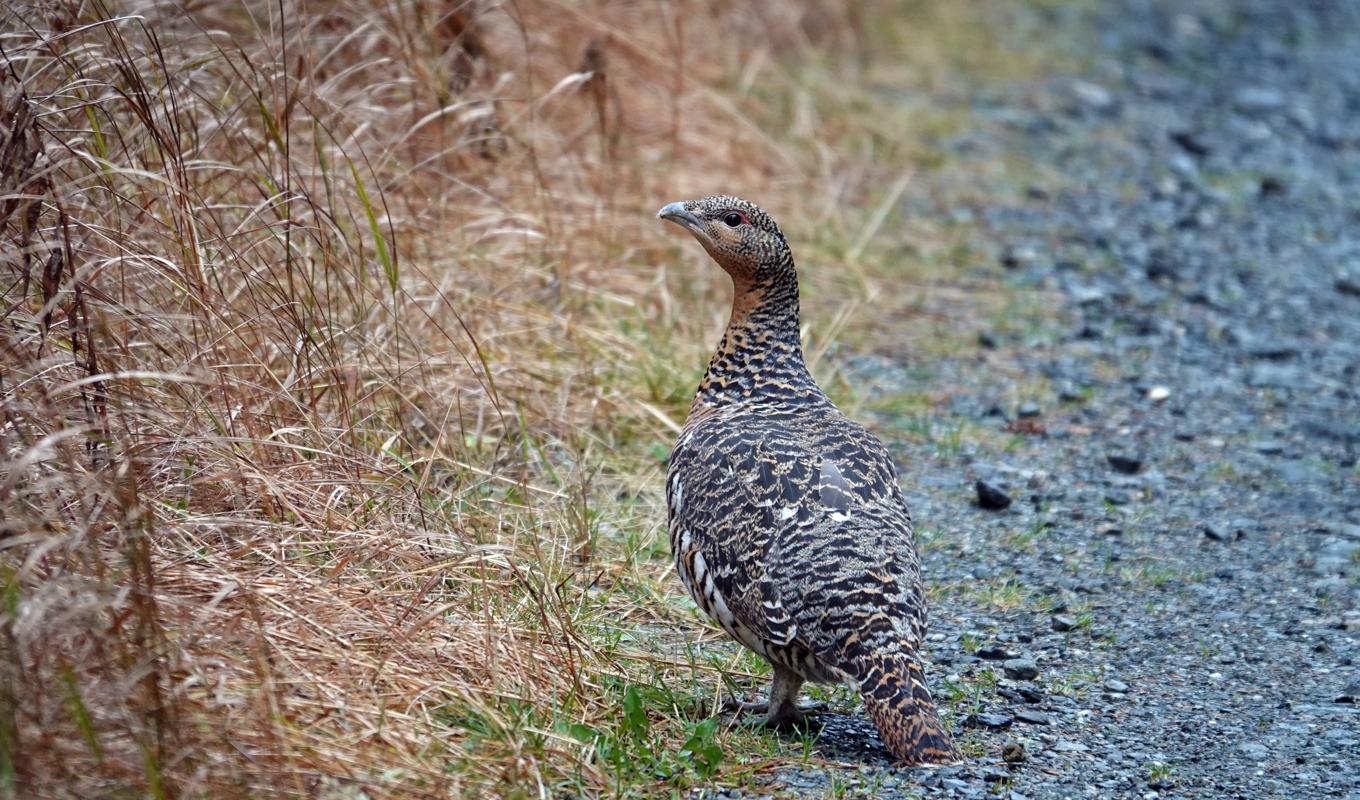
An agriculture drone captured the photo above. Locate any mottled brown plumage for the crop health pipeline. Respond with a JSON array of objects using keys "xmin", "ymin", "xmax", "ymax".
[{"xmin": 658, "ymin": 195, "xmax": 956, "ymax": 765}]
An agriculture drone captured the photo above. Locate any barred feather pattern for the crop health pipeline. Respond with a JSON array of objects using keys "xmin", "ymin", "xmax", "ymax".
[{"xmin": 660, "ymin": 195, "xmax": 957, "ymax": 765}]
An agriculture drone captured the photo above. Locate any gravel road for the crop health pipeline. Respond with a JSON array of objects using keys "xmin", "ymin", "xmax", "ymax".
[{"xmin": 724, "ymin": 1, "xmax": 1360, "ymax": 797}]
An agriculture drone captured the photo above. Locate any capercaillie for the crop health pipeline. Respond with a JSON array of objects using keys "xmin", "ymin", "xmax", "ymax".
[{"xmin": 657, "ymin": 195, "xmax": 956, "ymax": 766}]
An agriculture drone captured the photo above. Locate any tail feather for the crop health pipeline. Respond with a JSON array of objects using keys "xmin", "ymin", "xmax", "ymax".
[{"xmin": 859, "ymin": 652, "xmax": 957, "ymax": 765}]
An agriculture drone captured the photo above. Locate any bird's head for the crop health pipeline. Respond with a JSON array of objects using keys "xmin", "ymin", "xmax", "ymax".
[{"xmin": 656, "ymin": 195, "xmax": 791, "ymax": 285}]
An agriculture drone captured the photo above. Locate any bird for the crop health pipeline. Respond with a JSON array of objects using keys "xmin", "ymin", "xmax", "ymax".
[{"xmin": 657, "ymin": 195, "xmax": 957, "ymax": 766}]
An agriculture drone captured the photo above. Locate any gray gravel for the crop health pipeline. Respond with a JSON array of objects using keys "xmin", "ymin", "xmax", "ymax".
[{"xmin": 716, "ymin": 0, "xmax": 1360, "ymax": 797}]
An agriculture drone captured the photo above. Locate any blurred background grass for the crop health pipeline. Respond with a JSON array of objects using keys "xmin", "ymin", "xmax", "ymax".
[{"xmin": 0, "ymin": 1, "xmax": 1066, "ymax": 796}]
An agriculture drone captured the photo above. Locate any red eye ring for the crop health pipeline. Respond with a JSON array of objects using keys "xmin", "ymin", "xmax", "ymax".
[{"xmin": 722, "ymin": 210, "xmax": 749, "ymax": 227}]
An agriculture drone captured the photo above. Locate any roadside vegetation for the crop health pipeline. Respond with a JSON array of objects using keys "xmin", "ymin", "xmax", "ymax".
[{"xmin": 0, "ymin": 1, "xmax": 1060, "ymax": 796}]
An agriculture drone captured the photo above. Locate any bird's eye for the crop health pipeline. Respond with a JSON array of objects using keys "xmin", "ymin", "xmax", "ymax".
[{"xmin": 723, "ymin": 211, "xmax": 746, "ymax": 227}]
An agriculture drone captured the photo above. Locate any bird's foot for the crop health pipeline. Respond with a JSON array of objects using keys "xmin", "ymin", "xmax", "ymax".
[{"xmin": 720, "ymin": 696, "xmax": 827, "ymax": 731}]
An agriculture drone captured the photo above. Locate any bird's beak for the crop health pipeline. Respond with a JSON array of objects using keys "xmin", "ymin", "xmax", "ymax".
[{"xmin": 657, "ymin": 201, "xmax": 704, "ymax": 235}]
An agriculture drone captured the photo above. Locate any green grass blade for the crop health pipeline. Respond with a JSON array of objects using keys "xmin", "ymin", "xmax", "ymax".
[{"xmin": 348, "ymin": 158, "xmax": 396, "ymax": 293}]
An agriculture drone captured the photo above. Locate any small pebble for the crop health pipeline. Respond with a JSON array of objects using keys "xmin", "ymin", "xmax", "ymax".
[
  {"xmin": 976, "ymin": 643, "xmax": 1017, "ymax": 660},
  {"xmin": 1252, "ymin": 439, "xmax": 1286, "ymax": 455},
  {"xmin": 1071, "ymin": 79, "xmax": 1115, "ymax": 110},
  {"xmin": 997, "ymin": 683, "xmax": 1046, "ymax": 703},
  {"xmin": 1147, "ymin": 385, "xmax": 1171, "ymax": 402},
  {"xmin": 1106, "ymin": 452, "xmax": 1144, "ymax": 474},
  {"xmin": 1002, "ymin": 741, "xmax": 1027, "ymax": 763},
  {"xmin": 1202, "ymin": 523, "xmax": 1243, "ymax": 542},
  {"xmin": 1015, "ymin": 710, "xmax": 1052, "ymax": 725},
  {"xmin": 1051, "ymin": 614, "xmax": 1079, "ymax": 632},
  {"xmin": 1000, "ymin": 244, "xmax": 1038, "ymax": 270},
  {"xmin": 1003, "ymin": 658, "xmax": 1040, "ymax": 680},
  {"xmin": 1238, "ymin": 742, "xmax": 1269, "ymax": 760},
  {"xmin": 976, "ymin": 480, "xmax": 1013, "ymax": 511},
  {"xmin": 965, "ymin": 712, "xmax": 1014, "ymax": 730}
]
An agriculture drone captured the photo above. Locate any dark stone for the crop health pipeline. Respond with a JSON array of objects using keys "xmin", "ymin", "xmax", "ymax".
[
  {"xmin": 1204, "ymin": 522, "xmax": 1245, "ymax": 542},
  {"xmin": 1246, "ymin": 343, "xmax": 1300, "ymax": 361},
  {"xmin": 976, "ymin": 643, "xmax": 1016, "ymax": 660},
  {"xmin": 964, "ymin": 712, "xmax": 1014, "ymax": 730},
  {"xmin": 1000, "ymin": 245, "xmax": 1037, "ymax": 270},
  {"xmin": 1051, "ymin": 614, "xmax": 1078, "ymax": 632},
  {"xmin": 1015, "ymin": 710, "xmax": 1053, "ymax": 725},
  {"xmin": 1258, "ymin": 175, "xmax": 1287, "ymax": 196},
  {"xmin": 1003, "ymin": 658, "xmax": 1040, "ymax": 680},
  {"xmin": 1337, "ymin": 276, "xmax": 1360, "ymax": 297},
  {"xmin": 1336, "ymin": 684, "xmax": 1360, "ymax": 704},
  {"xmin": 1169, "ymin": 129, "xmax": 1211, "ymax": 157},
  {"xmin": 1017, "ymin": 403, "xmax": 1042, "ymax": 418},
  {"xmin": 1106, "ymin": 452, "xmax": 1143, "ymax": 474},
  {"xmin": 978, "ymin": 331, "xmax": 1000, "ymax": 349},
  {"xmin": 977, "ymin": 480, "xmax": 1013, "ymax": 511},
  {"xmin": 998, "ymin": 684, "xmax": 1046, "ymax": 704},
  {"xmin": 1146, "ymin": 254, "xmax": 1179, "ymax": 281}
]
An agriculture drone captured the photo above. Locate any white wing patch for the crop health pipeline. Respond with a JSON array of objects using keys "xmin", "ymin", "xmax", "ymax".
[{"xmin": 669, "ymin": 473, "xmax": 684, "ymax": 514}]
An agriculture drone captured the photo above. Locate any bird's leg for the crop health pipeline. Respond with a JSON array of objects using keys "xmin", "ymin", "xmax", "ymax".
[
  {"xmin": 720, "ymin": 666, "xmax": 825, "ymax": 727},
  {"xmin": 763, "ymin": 665, "xmax": 808, "ymax": 730}
]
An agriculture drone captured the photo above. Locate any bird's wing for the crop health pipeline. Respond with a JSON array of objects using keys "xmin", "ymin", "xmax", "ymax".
[{"xmin": 668, "ymin": 413, "xmax": 917, "ymax": 651}]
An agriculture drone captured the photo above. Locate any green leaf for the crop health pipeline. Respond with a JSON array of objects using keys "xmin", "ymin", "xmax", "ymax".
[
  {"xmin": 59, "ymin": 663, "xmax": 102, "ymax": 761},
  {"xmin": 621, "ymin": 685, "xmax": 648, "ymax": 739},
  {"xmin": 349, "ymin": 158, "xmax": 396, "ymax": 293},
  {"xmin": 678, "ymin": 718, "xmax": 722, "ymax": 779},
  {"xmin": 567, "ymin": 722, "xmax": 599, "ymax": 744}
]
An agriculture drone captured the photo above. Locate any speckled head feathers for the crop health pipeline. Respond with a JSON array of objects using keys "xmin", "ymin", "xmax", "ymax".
[{"xmin": 658, "ymin": 195, "xmax": 791, "ymax": 283}]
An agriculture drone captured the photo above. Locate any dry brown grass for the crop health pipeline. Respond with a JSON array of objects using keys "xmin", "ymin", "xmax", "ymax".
[{"xmin": 0, "ymin": 1, "xmax": 1051, "ymax": 796}]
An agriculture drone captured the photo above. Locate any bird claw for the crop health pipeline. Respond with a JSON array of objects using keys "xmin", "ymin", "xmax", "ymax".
[
  {"xmin": 720, "ymin": 696, "xmax": 827, "ymax": 729},
  {"xmin": 720, "ymin": 696, "xmax": 769, "ymax": 715}
]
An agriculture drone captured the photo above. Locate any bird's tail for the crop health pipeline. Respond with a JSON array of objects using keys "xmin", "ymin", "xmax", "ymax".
[{"xmin": 859, "ymin": 651, "xmax": 957, "ymax": 765}]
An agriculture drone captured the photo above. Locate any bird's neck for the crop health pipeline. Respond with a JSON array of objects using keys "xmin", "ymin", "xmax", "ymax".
[{"xmin": 695, "ymin": 268, "xmax": 824, "ymax": 407}]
